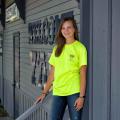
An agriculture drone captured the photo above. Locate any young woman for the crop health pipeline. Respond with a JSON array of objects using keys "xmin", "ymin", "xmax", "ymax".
[{"xmin": 35, "ymin": 17, "xmax": 87, "ymax": 120}]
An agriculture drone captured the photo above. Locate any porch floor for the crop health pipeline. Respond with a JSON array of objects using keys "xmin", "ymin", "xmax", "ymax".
[
  {"xmin": 0, "ymin": 117, "xmax": 14, "ymax": 120},
  {"xmin": 0, "ymin": 104, "xmax": 14, "ymax": 120}
]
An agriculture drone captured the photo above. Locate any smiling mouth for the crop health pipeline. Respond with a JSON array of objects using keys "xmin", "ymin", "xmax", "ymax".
[{"xmin": 64, "ymin": 33, "xmax": 70, "ymax": 35}]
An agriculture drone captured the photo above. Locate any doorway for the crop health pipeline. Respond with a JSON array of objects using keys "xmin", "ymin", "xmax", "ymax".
[{"xmin": 13, "ymin": 32, "xmax": 20, "ymax": 118}]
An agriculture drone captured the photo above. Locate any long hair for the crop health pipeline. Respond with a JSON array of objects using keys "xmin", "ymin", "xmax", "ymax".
[{"xmin": 55, "ymin": 17, "xmax": 79, "ymax": 57}]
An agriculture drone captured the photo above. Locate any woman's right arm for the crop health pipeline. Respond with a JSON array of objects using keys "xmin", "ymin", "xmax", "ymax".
[
  {"xmin": 42, "ymin": 65, "xmax": 54, "ymax": 94},
  {"xmin": 34, "ymin": 65, "xmax": 54, "ymax": 104}
]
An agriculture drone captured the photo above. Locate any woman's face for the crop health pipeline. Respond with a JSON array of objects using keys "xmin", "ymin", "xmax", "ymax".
[{"xmin": 61, "ymin": 21, "xmax": 75, "ymax": 40}]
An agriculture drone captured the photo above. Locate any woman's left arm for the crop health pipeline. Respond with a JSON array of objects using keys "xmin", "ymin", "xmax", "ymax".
[
  {"xmin": 79, "ymin": 65, "xmax": 87, "ymax": 97},
  {"xmin": 74, "ymin": 65, "xmax": 87, "ymax": 111}
]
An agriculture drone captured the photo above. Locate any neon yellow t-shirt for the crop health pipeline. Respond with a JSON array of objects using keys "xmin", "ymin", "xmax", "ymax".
[{"xmin": 48, "ymin": 40, "xmax": 87, "ymax": 96}]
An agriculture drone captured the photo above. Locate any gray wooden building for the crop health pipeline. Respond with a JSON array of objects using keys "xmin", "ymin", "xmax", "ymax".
[{"xmin": 0, "ymin": 0, "xmax": 120, "ymax": 120}]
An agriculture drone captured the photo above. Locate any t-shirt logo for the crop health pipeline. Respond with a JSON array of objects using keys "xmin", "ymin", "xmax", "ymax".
[{"xmin": 69, "ymin": 54, "xmax": 75, "ymax": 61}]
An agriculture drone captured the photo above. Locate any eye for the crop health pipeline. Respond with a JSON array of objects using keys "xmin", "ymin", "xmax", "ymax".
[
  {"xmin": 68, "ymin": 26, "xmax": 72, "ymax": 29},
  {"xmin": 62, "ymin": 27, "xmax": 65, "ymax": 30}
]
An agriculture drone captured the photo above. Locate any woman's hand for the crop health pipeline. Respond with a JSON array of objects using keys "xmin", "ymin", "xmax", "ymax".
[
  {"xmin": 74, "ymin": 97, "xmax": 85, "ymax": 111},
  {"xmin": 34, "ymin": 93, "xmax": 46, "ymax": 105},
  {"xmin": 34, "ymin": 65, "xmax": 54, "ymax": 105}
]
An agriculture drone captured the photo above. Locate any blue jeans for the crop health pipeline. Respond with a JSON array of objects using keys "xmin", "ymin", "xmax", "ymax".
[{"xmin": 51, "ymin": 93, "xmax": 83, "ymax": 120}]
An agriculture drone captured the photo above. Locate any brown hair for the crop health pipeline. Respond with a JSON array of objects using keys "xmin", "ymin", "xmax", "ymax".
[{"xmin": 55, "ymin": 17, "xmax": 79, "ymax": 57}]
